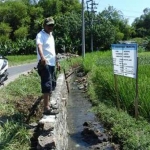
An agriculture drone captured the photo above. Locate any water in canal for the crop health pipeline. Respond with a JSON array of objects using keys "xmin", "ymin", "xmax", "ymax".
[{"xmin": 67, "ymin": 74, "xmax": 116, "ymax": 150}]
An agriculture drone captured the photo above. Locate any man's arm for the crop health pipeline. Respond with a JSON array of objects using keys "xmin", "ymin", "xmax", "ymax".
[{"xmin": 37, "ymin": 44, "xmax": 46, "ymax": 65}]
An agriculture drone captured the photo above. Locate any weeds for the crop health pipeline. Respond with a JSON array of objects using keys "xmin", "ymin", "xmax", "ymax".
[
  {"xmin": 0, "ymin": 69, "xmax": 41, "ymax": 150},
  {"xmin": 0, "ymin": 120, "xmax": 31, "ymax": 150}
]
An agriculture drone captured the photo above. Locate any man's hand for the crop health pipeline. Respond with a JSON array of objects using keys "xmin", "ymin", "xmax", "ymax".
[{"xmin": 41, "ymin": 57, "xmax": 46, "ymax": 66}]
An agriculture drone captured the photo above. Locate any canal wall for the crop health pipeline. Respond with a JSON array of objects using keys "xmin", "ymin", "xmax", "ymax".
[{"xmin": 37, "ymin": 73, "xmax": 69, "ymax": 150}]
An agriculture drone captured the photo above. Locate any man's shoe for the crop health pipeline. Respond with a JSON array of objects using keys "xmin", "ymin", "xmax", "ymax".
[
  {"xmin": 43, "ymin": 109, "xmax": 59, "ymax": 115},
  {"xmin": 50, "ymin": 104, "xmax": 59, "ymax": 109}
]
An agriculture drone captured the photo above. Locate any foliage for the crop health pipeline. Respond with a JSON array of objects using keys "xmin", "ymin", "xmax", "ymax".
[
  {"xmin": 0, "ymin": 0, "xmax": 150, "ymax": 55},
  {"xmin": 38, "ymin": 0, "xmax": 81, "ymax": 17},
  {"xmin": 0, "ymin": 0, "xmax": 43, "ymax": 40},
  {"xmin": 131, "ymin": 37, "xmax": 150, "ymax": 51},
  {"xmin": 0, "ymin": 1, "xmax": 30, "ymax": 38},
  {"xmin": 14, "ymin": 27, "xmax": 29, "ymax": 39},
  {"xmin": 92, "ymin": 16, "xmax": 116, "ymax": 50},
  {"xmin": 83, "ymin": 51, "xmax": 150, "ymax": 120},
  {"xmin": 27, "ymin": 5, "xmax": 44, "ymax": 39},
  {"xmin": 132, "ymin": 8, "xmax": 150, "ymax": 38},
  {"xmin": 0, "ymin": 38, "xmax": 35, "ymax": 55},
  {"xmin": 7, "ymin": 54, "xmax": 36, "ymax": 66},
  {"xmin": 100, "ymin": 6, "xmax": 131, "ymax": 41},
  {"xmin": 54, "ymin": 12, "xmax": 81, "ymax": 53}
]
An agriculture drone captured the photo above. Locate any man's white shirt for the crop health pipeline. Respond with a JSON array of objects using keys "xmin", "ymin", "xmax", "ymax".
[{"xmin": 36, "ymin": 29, "xmax": 56, "ymax": 66}]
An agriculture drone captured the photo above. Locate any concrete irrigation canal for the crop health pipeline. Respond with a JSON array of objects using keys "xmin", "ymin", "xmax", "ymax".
[
  {"xmin": 25, "ymin": 67, "xmax": 119, "ymax": 150},
  {"xmin": 10, "ymin": 63, "xmax": 119, "ymax": 150}
]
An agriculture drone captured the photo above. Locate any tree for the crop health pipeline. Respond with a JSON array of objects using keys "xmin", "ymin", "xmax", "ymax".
[
  {"xmin": 27, "ymin": 6, "xmax": 44, "ymax": 39},
  {"xmin": 92, "ymin": 16, "xmax": 116, "ymax": 50},
  {"xmin": 38, "ymin": 0, "xmax": 81, "ymax": 17},
  {"xmin": 132, "ymin": 8, "xmax": 150, "ymax": 38},
  {"xmin": 54, "ymin": 12, "xmax": 81, "ymax": 53},
  {"xmin": 0, "ymin": 1, "xmax": 30, "ymax": 40},
  {"xmin": 100, "ymin": 6, "xmax": 132, "ymax": 41},
  {"xmin": 0, "ymin": 22, "xmax": 12, "ymax": 43}
]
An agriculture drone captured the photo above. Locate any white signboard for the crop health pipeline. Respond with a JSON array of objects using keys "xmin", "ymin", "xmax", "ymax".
[{"xmin": 111, "ymin": 44, "xmax": 138, "ymax": 78}]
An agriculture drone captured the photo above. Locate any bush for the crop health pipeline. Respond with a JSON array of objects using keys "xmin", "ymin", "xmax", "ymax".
[{"xmin": 0, "ymin": 38, "xmax": 35, "ymax": 55}]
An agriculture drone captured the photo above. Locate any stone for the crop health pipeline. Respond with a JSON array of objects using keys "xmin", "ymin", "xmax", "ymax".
[
  {"xmin": 39, "ymin": 115, "xmax": 56, "ymax": 124},
  {"xmin": 43, "ymin": 122, "xmax": 54, "ymax": 131},
  {"xmin": 37, "ymin": 133, "xmax": 55, "ymax": 149}
]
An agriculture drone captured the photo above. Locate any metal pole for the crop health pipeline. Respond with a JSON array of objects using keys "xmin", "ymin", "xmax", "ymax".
[
  {"xmin": 135, "ymin": 56, "xmax": 139, "ymax": 119},
  {"xmin": 114, "ymin": 74, "xmax": 120, "ymax": 110},
  {"xmin": 91, "ymin": 0, "xmax": 93, "ymax": 52},
  {"xmin": 82, "ymin": 0, "xmax": 85, "ymax": 58},
  {"xmin": 91, "ymin": 18, "xmax": 93, "ymax": 52}
]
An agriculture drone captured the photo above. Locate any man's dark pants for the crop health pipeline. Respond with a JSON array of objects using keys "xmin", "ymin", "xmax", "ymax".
[{"xmin": 38, "ymin": 63, "xmax": 56, "ymax": 93}]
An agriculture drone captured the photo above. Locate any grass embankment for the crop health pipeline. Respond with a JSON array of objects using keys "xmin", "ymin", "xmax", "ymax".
[
  {"xmin": 0, "ymin": 55, "xmax": 39, "ymax": 150},
  {"xmin": 0, "ymin": 71, "xmax": 42, "ymax": 150},
  {"xmin": 0, "ymin": 54, "xmax": 81, "ymax": 150}
]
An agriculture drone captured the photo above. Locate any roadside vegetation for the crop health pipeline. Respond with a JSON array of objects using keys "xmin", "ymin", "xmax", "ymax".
[{"xmin": 7, "ymin": 55, "xmax": 36, "ymax": 66}]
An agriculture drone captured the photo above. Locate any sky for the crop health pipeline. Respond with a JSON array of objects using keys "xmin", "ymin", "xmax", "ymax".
[{"xmin": 84, "ymin": 0, "xmax": 150, "ymax": 25}]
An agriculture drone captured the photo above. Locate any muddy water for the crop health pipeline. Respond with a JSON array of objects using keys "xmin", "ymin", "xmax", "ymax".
[
  {"xmin": 67, "ymin": 74, "xmax": 115, "ymax": 150},
  {"xmin": 67, "ymin": 81, "xmax": 96, "ymax": 150}
]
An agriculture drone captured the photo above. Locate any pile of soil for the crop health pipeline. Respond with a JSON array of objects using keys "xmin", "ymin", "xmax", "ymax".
[{"xmin": 15, "ymin": 95, "xmax": 44, "ymax": 123}]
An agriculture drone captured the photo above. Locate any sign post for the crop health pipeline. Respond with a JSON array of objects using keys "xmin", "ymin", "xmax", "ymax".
[
  {"xmin": 134, "ymin": 56, "xmax": 139, "ymax": 119},
  {"xmin": 111, "ymin": 44, "xmax": 138, "ymax": 117},
  {"xmin": 111, "ymin": 44, "xmax": 137, "ymax": 78}
]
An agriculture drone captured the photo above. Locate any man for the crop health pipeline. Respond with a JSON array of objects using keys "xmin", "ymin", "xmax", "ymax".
[{"xmin": 36, "ymin": 17, "xmax": 60, "ymax": 115}]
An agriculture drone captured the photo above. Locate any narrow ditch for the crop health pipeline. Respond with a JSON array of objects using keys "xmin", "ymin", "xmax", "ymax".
[{"xmin": 67, "ymin": 70, "xmax": 119, "ymax": 150}]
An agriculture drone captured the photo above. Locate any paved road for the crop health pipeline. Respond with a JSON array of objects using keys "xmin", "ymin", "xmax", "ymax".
[
  {"xmin": 8, "ymin": 62, "xmax": 37, "ymax": 77},
  {"xmin": 4, "ymin": 62, "xmax": 37, "ymax": 86}
]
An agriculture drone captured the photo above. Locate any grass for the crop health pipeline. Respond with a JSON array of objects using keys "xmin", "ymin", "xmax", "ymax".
[
  {"xmin": 0, "ymin": 55, "xmax": 40, "ymax": 150},
  {"xmin": 0, "ymin": 70, "xmax": 41, "ymax": 101},
  {"xmin": 80, "ymin": 51, "xmax": 150, "ymax": 120},
  {"xmin": 0, "ymin": 69, "xmax": 41, "ymax": 150},
  {"xmin": 92, "ymin": 103, "xmax": 150, "ymax": 150},
  {"xmin": 0, "ymin": 121, "xmax": 31, "ymax": 150},
  {"xmin": 7, "ymin": 55, "xmax": 36, "ymax": 66}
]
